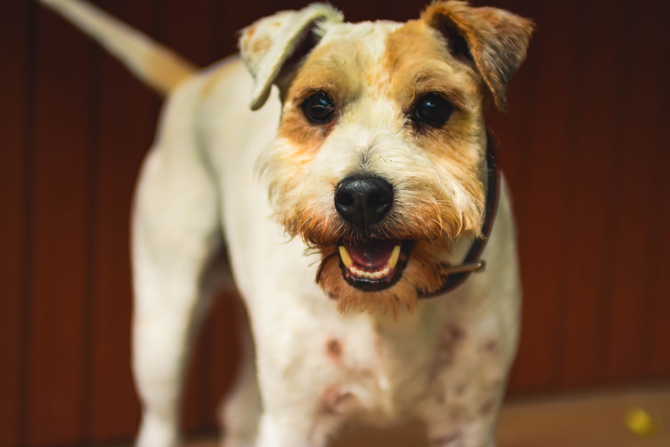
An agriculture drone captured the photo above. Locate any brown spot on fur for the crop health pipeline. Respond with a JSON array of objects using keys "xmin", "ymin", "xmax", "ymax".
[
  {"xmin": 326, "ymin": 338, "xmax": 343, "ymax": 360},
  {"xmin": 429, "ymin": 326, "xmax": 466, "ymax": 379},
  {"xmin": 450, "ymin": 326, "xmax": 465, "ymax": 341},
  {"xmin": 448, "ymin": 405, "xmax": 467, "ymax": 423},
  {"xmin": 421, "ymin": 1, "xmax": 534, "ymax": 110},
  {"xmin": 245, "ymin": 25, "xmax": 256, "ymax": 39},
  {"xmin": 482, "ymin": 339, "xmax": 498, "ymax": 353},
  {"xmin": 251, "ymin": 35, "xmax": 272, "ymax": 55},
  {"xmin": 320, "ymin": 384, "xmax": 354, "ymax": 415},
  {"xmin": 480, "ymin": 398, "xmax": 495, "ymax": 415},
  {"xmin": 455, "ymin": 383, "xmax": 467, "ymax": 396}
]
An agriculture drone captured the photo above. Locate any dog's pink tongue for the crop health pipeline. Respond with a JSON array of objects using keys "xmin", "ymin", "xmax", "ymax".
[{"xmin": 343, "ymin": 239, "xmax": 398, "ymax": 268}]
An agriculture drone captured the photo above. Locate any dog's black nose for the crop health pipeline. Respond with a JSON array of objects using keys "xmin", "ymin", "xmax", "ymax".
[{"xmin": 334, "ymin": 175, "xmax": 394, "ymax": 229}]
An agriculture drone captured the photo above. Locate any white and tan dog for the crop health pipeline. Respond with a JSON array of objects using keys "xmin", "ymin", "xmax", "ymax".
[{"xmin": 41, "ymin": 1, "xmax": 533, "ymax": 446}]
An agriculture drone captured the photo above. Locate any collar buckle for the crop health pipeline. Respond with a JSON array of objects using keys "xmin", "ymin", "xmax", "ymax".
[{"xmin": 442, "ymin": 260, "xmax": 486, "ymax": 274}]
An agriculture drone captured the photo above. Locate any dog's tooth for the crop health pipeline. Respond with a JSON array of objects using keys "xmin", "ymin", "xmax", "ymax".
[
  {"xmin": 387, "ymin": 245, "xmax": 401, "ymax": 269},
  {"xmin": 339, "ymin": 246, "xmax": 353, "ymax": 268},
  {"xmin": 349, "ymin": 263, "xmax": 394, "ymax": 280}
]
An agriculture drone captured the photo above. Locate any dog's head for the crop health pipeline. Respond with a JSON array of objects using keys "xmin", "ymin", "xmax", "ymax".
[{"xmin": 240, "ymin": 1, "xmax": 533, "ymax": 313}]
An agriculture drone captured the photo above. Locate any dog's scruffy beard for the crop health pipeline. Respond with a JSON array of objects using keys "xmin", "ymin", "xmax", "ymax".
[
  {"xmin": 315, "ymin": 239, "xmax": 452, "ymax": 314},
  {"xmin": 259, "ymin": 137, "xmax": 487, "ymax": 314},
  {"xmin": 282, "ymin": 199, "xmax": 484, "ymax": 315}
]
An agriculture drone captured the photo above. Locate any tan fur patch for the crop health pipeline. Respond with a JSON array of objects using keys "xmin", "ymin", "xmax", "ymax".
[
  {"xmin": 382, "ymin": 20, "xmax": 487, "ymax": 238},
  {"xmin": 421, "ymin": 1, "xmax": 534, "ymax": 110},
  {"xmin": 143, "ymin": 49, "xmax": 197, "ymax": 95},
  {"xmin": 258, "ymin": 39, "xmax": 367, "ymax": 246},
  {"xmin": 251, "ymin": 35, "xmax": 272, "ymax": 56}
]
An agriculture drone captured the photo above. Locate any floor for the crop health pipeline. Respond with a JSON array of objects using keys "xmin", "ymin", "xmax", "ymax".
[{"xmin": 181, "ymin": 386, "xmax": 670, "ymax": 447}]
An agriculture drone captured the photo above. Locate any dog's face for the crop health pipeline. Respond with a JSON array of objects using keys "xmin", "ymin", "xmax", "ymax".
[{"xmin": 241, "ymin": 2, "xmax": 533, "ymax": 313}]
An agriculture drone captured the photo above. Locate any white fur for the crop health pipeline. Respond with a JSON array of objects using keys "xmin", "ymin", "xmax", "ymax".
[
  {"xmin": 41, "ymin": 2, "xmax": 522, "ymax": 447},
  {"xmin": 136, "ymin": 57, "xmax": 520, "ymax": 447}
]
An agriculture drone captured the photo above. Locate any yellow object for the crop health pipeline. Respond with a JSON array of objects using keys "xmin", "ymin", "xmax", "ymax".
[{"xmin": 625, "ymin": 407, "xmax": 658, "ymax": 437}]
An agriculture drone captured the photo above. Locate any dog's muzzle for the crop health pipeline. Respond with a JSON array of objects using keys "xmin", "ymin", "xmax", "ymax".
[{"xmin": 334, "ymin": 175, "xmax": 414, "ymax": 291}]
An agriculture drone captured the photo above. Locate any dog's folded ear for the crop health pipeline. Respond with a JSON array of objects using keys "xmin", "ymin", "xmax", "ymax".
[
  {"xmin": 240, "ymin": 4, "xmax": 344, "ymax": 111},
  {"xmin": 422, "ymin": 1, "xmax": 534, "ymax": 111}
]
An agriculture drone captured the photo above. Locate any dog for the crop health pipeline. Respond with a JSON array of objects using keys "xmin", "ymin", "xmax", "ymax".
[{"xmin": 41, "ymin": 1, "xmax": 533, "ymax": 446}]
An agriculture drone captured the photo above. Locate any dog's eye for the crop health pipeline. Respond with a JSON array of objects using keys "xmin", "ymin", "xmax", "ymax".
[
  {"xmin": 412, "ymin": 93, "xmax": 453, "ymax": 128},
  {"xmin": 301, "ymin": 92, "xmax": 336, "ymax": 125}
]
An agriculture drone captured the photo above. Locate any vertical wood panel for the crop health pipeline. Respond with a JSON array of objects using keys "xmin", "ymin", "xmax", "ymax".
[
  {"xmin": 163, "ymin": 0, "xmax": 213, "ymax": 67},
  {"xmin": 0, "ymin": 1, "xmax": 29, "ymax": 445},
  {"xmin": 502, "ymin": 0, "xmax": 584, "ymax": 392},
  {"xmin": 25, "ymin": 5, "xmax": 96, "ymax": 445},
  {"xmin": 558, "ymin": 0, "xmax": 630, "ymax": 388},
  {"xmin": 85, "ymin": 1, "xmax": 160, "ymax": 443},
  {"xmin": 604, "ymin": 0, "xmax": 667, "ymax": 383},
  {"xmin": 649, "ymin": 0, "xmax": 670, "ymax": 376}
]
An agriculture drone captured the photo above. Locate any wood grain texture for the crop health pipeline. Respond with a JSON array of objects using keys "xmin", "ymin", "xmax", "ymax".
[
  {"xmin": 604, "ymin": 0, "xmax": 665, "ymax": 384},
  {"xmin": 504, "ymin": 0, "xmax": 584, "ymax": 392},
  {"xmin": 0, "ymin": 1, "xmax": 30, "ymax": 446},
  {"xmin": 556, "ymin": 0, "xmax": 630, "ymax": 389},
  {"xmin": 24, "ymin": 4, "xmax": 96, "ymax": 444}
]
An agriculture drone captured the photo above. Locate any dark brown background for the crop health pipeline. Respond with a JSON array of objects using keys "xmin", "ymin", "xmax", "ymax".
[{"xmin": 1, "ymin": 0, "xmax": 668, "ymax": 446}]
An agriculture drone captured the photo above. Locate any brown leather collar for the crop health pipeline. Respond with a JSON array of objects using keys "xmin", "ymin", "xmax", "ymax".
[{"xmin": 420, "ymin": 132, "xmax": 501, "ymax": 298}]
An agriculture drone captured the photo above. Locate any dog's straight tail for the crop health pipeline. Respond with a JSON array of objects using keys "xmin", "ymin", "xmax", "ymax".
[{"xmin": 40, "ymin": 0, "xmax": 197, "ymax": 96}]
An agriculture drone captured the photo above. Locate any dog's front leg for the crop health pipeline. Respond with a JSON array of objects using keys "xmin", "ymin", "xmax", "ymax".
[
  {"xmin": 251, "ymin": 330, "xmax": 344, "ymax": 447},
  {"xmin": 421, "ymin": 367, "xmax": 506, "ymax": 447},
  {"xmin": 131, "ymin": 94, "xmax": 223, "ymax": 446},
  {"xmin": 256, "ymin": 413, "xmax": 312, "ymax": 447},
  {"xmin": 420, "ymin": 335, "xmax": 512, "ymax": 447}
]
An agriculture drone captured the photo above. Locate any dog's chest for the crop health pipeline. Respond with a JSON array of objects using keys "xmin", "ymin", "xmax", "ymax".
[{"xmin": 310, "ymin": 304, "xmax": 455, "ymax": 420}]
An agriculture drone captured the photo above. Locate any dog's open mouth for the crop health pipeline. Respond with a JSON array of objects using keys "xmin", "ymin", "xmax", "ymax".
[{"xmin": 338, "ymin": 238, "xmax": 415, "ymax": 291}]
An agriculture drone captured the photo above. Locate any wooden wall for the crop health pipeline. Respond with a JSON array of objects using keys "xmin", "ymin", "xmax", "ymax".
[{"xmin": 0, "ymin": 0, "xmax": 667, "ymax": 445}]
